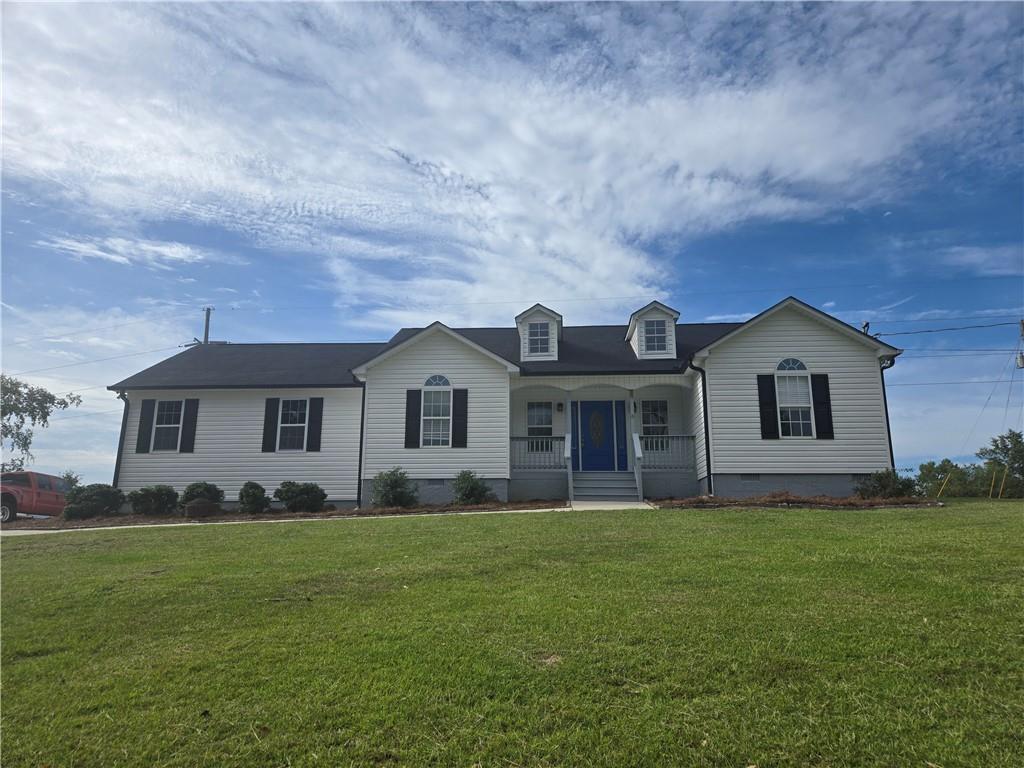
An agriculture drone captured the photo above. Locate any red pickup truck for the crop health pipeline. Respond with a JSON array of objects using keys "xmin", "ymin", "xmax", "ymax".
[{"xmin": 1, "ymin": 471, "xmax": 69, "ymax": 522}]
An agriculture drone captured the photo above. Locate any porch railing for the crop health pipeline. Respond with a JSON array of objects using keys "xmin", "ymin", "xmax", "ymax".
[
  {"xmin": 639, "ymin": 435, "xmax": 696, "ymax": 469},
  {"xmin": 510, "ymin": 436, "xmax": 567, "ymax": 470}
]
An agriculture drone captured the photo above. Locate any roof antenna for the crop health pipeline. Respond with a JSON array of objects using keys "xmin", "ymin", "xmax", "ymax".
[
  {"xmin": 203, "ymin": 306, "xmax": 213, "ymax": 344},
  {"xmin": 861, "ymin": 321, "xmax": 870, "ymax": 334}
]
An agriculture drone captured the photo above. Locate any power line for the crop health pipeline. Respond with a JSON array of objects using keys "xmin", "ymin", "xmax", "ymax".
[
  {"xmin": 866, "ymin": 313, "xmax": 1021, "ymax": 325},
  {"xmin": 48, "ymin": 408, "xmax": 123, "ymax": 422},
  {"xmin": 2, "ymin": 309, "xmax": 190, "ymax": 349},
  {"xmin": 900, "ymin": 347, "xmax": 1019, "ymax": 352},
  {"xmin": 887, "ymin": 379, "xmax": 1022, "ymax": 387},
  {"xmin": 876, "ymin": 322, "xmax": 1018, "ymax": 337},
  {"xmin": 957, "ymin": 353, "xmax": 1018, "ymax": 454},
  {"xmin": 8, "ymin": 345, "xmax": 183, "ymax": 376}
]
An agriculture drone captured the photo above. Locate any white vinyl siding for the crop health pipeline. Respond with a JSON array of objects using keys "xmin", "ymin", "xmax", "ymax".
[
  {"xmin": 687, "ymin": 371, "xmax": 708, "ymax": 480},
  {"xmin": 702, "ymin": 305, "xmax": 891, "ymax": 474},
  {"xmin": 118, "ymin": 388, "xmax": 363, "ymax": 500},
  {"xmin": 362, "ymin": 330, "xmax": 510, "ymax": 478}
]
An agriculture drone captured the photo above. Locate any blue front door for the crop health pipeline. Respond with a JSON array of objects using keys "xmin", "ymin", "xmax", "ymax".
[{"xmin": 579, "ymin": 401, "xmax": 615, "ymax": 471}]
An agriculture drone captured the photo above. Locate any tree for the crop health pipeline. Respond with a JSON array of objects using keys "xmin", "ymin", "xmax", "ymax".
[
  {"xmin": 1, "ymin": 375, "xmax": 82, "ymax": 471},
  {"xmin": 60, "ymin": 470, "xmax": 82, "ymax": 490},
  {"xmin": 976, "ymin": 429, "xmax": 1024, "ymax": 498}
]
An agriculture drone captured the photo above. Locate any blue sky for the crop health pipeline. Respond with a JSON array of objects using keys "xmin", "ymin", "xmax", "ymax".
[{"xmin": 2, "ymin": 2, "xmax": 1022, "ymax": 482}]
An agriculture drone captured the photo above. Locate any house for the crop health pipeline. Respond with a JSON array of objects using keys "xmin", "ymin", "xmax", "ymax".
[{"xmin": 107, "ymin": 297, "xmax": 901, "ymax": 505}]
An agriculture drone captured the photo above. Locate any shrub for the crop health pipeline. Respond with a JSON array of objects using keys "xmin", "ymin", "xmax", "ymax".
[
  {"xmin": 273, "ymin": 481, "xmax": 327, "ymax": 513},
  {"xmin": 452, "ymin": 470, "xmax": 495, "ymax": 505},
  {"xmin": 184, "ymin": 498, "xmax": 221, "ymax": 518},
  {"xmin": 180, "ymin": 482, "xmax": 224, "ymax": 506},
  {"xmin": 238, "ymin": 481, "xmax": 272, "ymax": 513},
  {"xmin": 63, "ymin": 484, "xmax": 125, "ymax": 519},
  {"xmin": 854, "ymin": 470, "xmax": 919, "ymax": 499},
  {"xmin": 370, "ymin": 467, "xmax": 418, "ymax": 507},
  {"xmin": 128, "ymin": 485, "xmax": 180, "ymax": 515}
]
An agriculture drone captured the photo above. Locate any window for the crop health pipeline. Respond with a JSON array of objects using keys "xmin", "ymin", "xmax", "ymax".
[
  {"xmin": 644, "ymin": 319, "xmax": 667, "ymax": 352},
  {"xmin": 1, "ymin": 473, "xmax": 31, "ymax": 487},
  {"xmin": 775, "ymin": 361, "xmax": 814, "ymax": 437},
  {"xmin": 527, "ymin": 402, "xmax": 553, "ymax": 452},
  {"xmin": 527, "ymin": 322, "xmax": 550, "ymax": 355},
  {"xmin": 152, "ymin": 400, "xmax": 184, "ymax": 451},
  {"xmin": 422, "ymin": 375, "xmax": 451, "ymax": 447},
  {"xmin": 278, "ymin": 399, "xmax": 308, "ymax": 451},
  {"xmin": 641, "ymin": 401, "xmax": 669, "ymax": 436},
  {"xmin": 778, "ymin": 358, "xmax": 807, "ymax": 371},
  {"xmin": 36, "ymin": 476, "xmax": 52, "ymax": 491}
]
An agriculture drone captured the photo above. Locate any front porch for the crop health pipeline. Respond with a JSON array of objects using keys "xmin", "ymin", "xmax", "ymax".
[{"xmin": 507, "ymin": 375, "xmax": 699, "ymax": 501}]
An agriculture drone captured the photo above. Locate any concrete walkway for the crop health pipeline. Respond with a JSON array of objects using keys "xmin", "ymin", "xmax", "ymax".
[{"xmin": 0, "ymin": 499, "xmax": 652, "ymax": 537}]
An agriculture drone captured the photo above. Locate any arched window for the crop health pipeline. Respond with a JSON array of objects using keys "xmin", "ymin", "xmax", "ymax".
[
  {"xmin": 777, "ymin": 358, "xmax": 807, "ymax": 371},
  {"xmin": 422, "ymin": 375, "xmax": 452, "ymax": 446},
  {"xmin": 424, "ymin": 375, "xmax": 450, "ymax": 387},
  {"xmin": 775, "ymin": 359, "xmax": 813, "ymax": 437}
]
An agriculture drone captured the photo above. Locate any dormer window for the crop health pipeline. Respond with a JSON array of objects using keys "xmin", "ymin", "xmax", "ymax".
[
  {"xmin": 528, "ymin": 322, "xmax": 550, "ymax": 355},
  {"xmin": 644, "ymin": 319, "xmax": 667, "ymax": 353}
]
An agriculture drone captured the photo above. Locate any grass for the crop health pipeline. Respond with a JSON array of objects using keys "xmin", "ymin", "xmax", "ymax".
[{"xmin": 2, "ymin": 499, "xmax": 1021, "ymax": 766}]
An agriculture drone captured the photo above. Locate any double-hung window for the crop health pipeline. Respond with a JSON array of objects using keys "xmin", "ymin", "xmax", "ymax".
[
  {"xmin": 527, "ymin": 402, "xmax": 553, "ymax": 452},
  {"xmin": 644, "ymin": 319, "xmax": 667, "ymax": 352},
  {"xmin": 641, "ymin": 400, "xmax": 669, "ymax": 451},
  {"xmin": 422, "ymin": 375, "xmax": 451, "ymax": 447},
  {"xmin": 278, "ymin": 398, "xmax": 308, "ymax": 450},
  {"xmin": 775, "ymin": 359, "xmax": 814, "ymax": 437},
  {"xmin": 152, "ymin": 400, "xmax": 184, "ymax": 451},
  {"xmin": 527, "ymin": 322, "xmax": 550, "ymax": 355}
]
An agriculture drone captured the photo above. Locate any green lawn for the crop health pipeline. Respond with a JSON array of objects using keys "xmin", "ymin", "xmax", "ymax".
[{"xmin": 2, "ymin": 500, "xmax": 1022, "ymax": 767}]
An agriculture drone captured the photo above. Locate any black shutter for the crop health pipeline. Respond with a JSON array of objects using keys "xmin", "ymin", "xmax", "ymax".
[
  {"xmin": 757, "ymin": 375, "xmax": 779, "ymax": 440},
  {"xmin": 452, "ymin": 389, "xmax": 468, "ymax": 448},
  {"xmin": 306, "ymin": 397, "xmax": 324, "ymax": 452},
  {"xmin": 811, "ymin": 374, "xmax": 834, "ymax": 440},
  {"xmin": 179, "ymin": 399, "xmax": 200, "ymax": 453},
  {"xmin": 262, "ymin": 398, "xmax": 280, "ymax": 453},
  {"xmin": 136, "ymin": 399, "xmax": 155, "ymax": 453},
  {"xmin": 404, "ymin": 390, "xmax": 421, "ymax": 448}
]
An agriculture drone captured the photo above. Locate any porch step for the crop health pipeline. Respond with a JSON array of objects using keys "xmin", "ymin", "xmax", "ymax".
[{"xmin": 572, "ymin": 472, "xmax": 640, "ymax": 502}]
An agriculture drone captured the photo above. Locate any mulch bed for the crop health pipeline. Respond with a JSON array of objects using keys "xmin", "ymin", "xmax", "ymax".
[
  {"xmin": 0, "ymin": 499, "xmax": 569, "ymax": 530},
  {"xmin": 652, "ymin": 491, "xmax": 940, "ymax": 510}
]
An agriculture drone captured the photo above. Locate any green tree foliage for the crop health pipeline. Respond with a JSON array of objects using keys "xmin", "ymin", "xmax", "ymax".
[
  {"xmin": 60, "ymin": 470, "xmax": 82, "ymax": 491},
  {"xmin": 1, "ymin": 375, "xmax": 81, "ymax": 471},
  {"xmin": 916, "ymin": 430, "xmax": 1024, "ymax": 498}
]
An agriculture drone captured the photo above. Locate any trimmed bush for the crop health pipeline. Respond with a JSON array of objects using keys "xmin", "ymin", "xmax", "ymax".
[
  {"xmin": 184, "ymin": 498, "xmax": 221, "ymax": 518},
  {"xmin": 128, "ymin": 485, "xmax": 179, "ymax": 515},
  {"xmin": 63, "ymin": 484, "xmax": 125, "ymax": 519},
  {"xmin": 452, "ymin": 470, "xmax": 495, "ymax": 505},
  {"xmin": 273, "ymin": 481, "xmax": 327, "ymax": 513},
  {"xmin": 371, "ymin": 467, "xmax": 418, "ymax": 508},
  {"xmin": 238, "ymin": 481, "xmax": 272, "ymax": 514},
  {"xmin": 180, "ymin": 482, "xmax": 225, "ymax": 506},
  {"xmin": 854, "ymin": 470, "xmax": 919, "ymax": 499}
]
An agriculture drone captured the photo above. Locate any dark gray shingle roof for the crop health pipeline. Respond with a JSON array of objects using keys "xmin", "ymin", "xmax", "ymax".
[{"xmin": 108, "ymin": 323, "xmax": 743, "ymax": 390}]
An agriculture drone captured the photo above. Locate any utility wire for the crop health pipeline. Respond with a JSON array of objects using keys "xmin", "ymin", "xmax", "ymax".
[
  {"xmin": 8, "ymin": 345, "xmax": 183, "ymax": 376},
  {"xmin": 876, "ymin": 322, "xmax": 1018, "ymax": 336},
  {"xmin": 957, "ymin": 353, "xmax": 1018, "ymax": 454},
  {"xmin": 887, "ymin": 379, "xmax": 1023, "ymax": 387},
  {"xmin": 48, "ymin": 408, "xmax": 123, "ymax": 421}
]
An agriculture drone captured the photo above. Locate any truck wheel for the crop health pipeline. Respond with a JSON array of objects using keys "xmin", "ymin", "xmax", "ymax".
[{"xmin": 1, "ymin": 499, "xmax": 16, "ymax": 523}]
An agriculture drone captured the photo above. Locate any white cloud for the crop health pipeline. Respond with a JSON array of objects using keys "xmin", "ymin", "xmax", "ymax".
[
  {"xmin": 939, "ymin": 245, "xmax": 1024, "ymax": 277},
  {"xmin": 3, "ymin": 4, "xmax": 1019, "ymax": 327},
  {"xmin": 36, "ymin": 236, "xmax": 245, "ymax": 271}
]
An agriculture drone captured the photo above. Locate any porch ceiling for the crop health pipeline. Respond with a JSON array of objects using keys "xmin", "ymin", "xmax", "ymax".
[{"xmin": 510, "ymin": 373, "xmax": 693, "ymax": 392}]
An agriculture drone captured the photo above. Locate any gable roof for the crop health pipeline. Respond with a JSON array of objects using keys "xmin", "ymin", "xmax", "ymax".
[
  {"xmin": 381, "ymin": 322, "xmax": 742, "ymax": 375},
  {"xmin": 514, "ymin": 303, "xmax": 563, "ymax": 324},
  {"xmin": 107, "ymin": 343, "xmax": 386, "ymax": 391},
  {"xmin": 625, "ymin": 300, "xmax": 681, "ymax": 340},
  {"xmin": 350, "ymin": 322, "xmax": 520, "ymax": 376},
  {"xmin": 695, "ymin": 296, "xmax": 902, "ymax": 357}
]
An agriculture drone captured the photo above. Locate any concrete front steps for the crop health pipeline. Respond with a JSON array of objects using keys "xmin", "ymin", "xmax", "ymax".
[{"xmin": 572, "ymin": 471, "xmax": 640, "ymax": 502}]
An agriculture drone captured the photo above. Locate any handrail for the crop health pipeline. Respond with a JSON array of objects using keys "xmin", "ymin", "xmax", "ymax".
[
  {"xmin": 564, "ymin": 426, "xmax": 573, "ymax": 502},
  {"xmin": 632, "ymin": 432, "xmax": 644, "ymax": 501},
  {"xmin": 639, "ymin": 435, "xmax": 696, "ymax": 469},
  {"xmin": 509, "ymin": 436, "xmax": 566, "ymax": 470}
]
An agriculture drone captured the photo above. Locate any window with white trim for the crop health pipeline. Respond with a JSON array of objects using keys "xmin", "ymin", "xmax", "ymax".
[
  {"xmin": 278, "ymin": 398, "xmax": 308, "ymax": 450},
  {"xmin": 527, "ymin": 402, "xmax": 553, "ymax": 452},
  {"xmin": 152, "ymin": 400, "xmax": 184, "ymax": 451},
  {"xmin": 641, "ymin": 400, "xmax": 669, "ymax": 451},
  {"xmin": 775, "ymin": 359, "xmax": 814, "ymax": 437},
  {"xmin": 422, "ymin": 375, "xmax": 451, "ymax": 447},
  {"xmin": 527, "ymin": 322, "xmax": 550, "ymax": 355},
  {"xmin": 644, "ymin": 319, "xmax": 667, "ymax": 352}
]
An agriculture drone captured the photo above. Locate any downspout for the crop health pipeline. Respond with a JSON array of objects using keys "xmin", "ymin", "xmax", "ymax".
[
  {"xmin": 687, "ymin": 358, "xmax": 714, "ymax": 495},
  {"xmin": 879, "ymin": 356, "xmax": 896, "ymax": 470},
  {"xmin": 356, "ymin": 383, "xmax": 367, "ymax": 508},
  {"xmin": 111, "ymin": 391, "xmax": 130, "ymax": 487}
]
